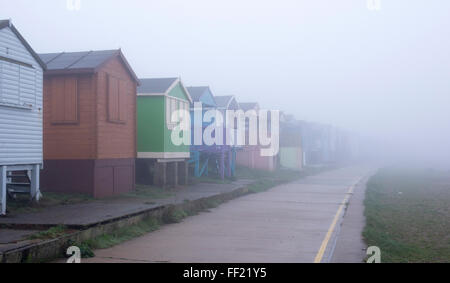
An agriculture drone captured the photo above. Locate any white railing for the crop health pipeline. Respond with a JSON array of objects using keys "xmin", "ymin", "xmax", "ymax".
[{"xmin": 0, "ymin": 164, "xmax": 41, "ymax": 216}]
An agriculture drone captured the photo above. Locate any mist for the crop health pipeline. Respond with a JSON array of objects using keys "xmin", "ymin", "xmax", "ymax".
[{"xmin": 2, "ymin": 0, "xmax": 449, "ymax": 168}]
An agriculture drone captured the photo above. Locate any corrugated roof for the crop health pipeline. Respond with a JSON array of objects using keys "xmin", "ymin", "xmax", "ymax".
[
  {"xmin": 0, "ymin": 19, "xmax": 46, "ymax": 69},
  {"xmin": 214, "ymin": 96, "xmax": 234, "ymax": 108},
  {"xmin": 138, "ymin": 78, "xmax": 178, "ymax": 94}
]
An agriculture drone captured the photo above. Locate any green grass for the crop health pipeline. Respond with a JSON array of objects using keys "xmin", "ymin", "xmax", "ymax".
[
  {"xmin": 123, "ymin": 184, "xmax": 174, "ymax": 199},
  {"xmin": 79, "ymin": 207, "xmax": 193, "ymax": 258},
  {"xmin": 7, "ymin": 192, "xmax": 93, "ymax": 215},
  {"xmin": 8, "ymin": 185, "xmax": 173, "ymax": 216},
  {"xmin": 192, "ymin": 176, "xmax": 234, "ymax": 185},
  {"xmin": 236, "ymin": 165, "xmax": 332, "ymax": 182},
  {"xmin": 85, "ymin": 216, "xmax": 161, "ymax": 251},
  {"xmin": 235, "ymin": 166, "xmax": 276, "ymax": 180},
  {"xmin": 162, "ymin": 207, "xmax": 188, "ymax": 223},
  {"xmin": 8, "ymin": 185, "xmax": 172, "ymax": 215},
  {"xmin": 235, "ymin": 166, "xmax": 326, "ymax": 194},
  {"xmin": 363, "ymin": 168, "xmax": 450, "ymax": 263},
  {"xmin": 28, "ymin": 225, "xmax": 69, "ymax": 240}
]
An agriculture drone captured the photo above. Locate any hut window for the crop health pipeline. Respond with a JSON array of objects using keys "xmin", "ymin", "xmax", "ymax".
[
  {"xmin": 119, "ymin": 80, "xmax": 128, "ymax": 122},
  {"xmin": 166, "ymin": 97, "xmax": 187, "ymax": 129},
  {"xmin": 171, "ymin": 99, "xmax": 178, "ymax": 122},
  {"xmin": 166, "ymin": 97, "xmax": 173, "ymax": 128},
  {"xmin": 0, "ymin": 61, "xmax": 36, "ymax": 109},
  {"xmin": 107, "ymin": 75, "xmax": 127, "ymax": 123},
  {"xmin": 50, "ymin": 76, "xmax": 78, "ymax": 124},
  {"xmin": 0, "ymin": 62, "xmax": 20, "ymax": 106}
]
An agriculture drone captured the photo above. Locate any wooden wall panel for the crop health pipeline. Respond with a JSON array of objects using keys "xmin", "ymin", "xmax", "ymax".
[
  {"xmin": 96, "ymin": 57, "xmax": 136, "ymax": 160},
  {"xmin": 50, "ymin": 77, "xmax": 64, "ymax": 123},
  {"xmin": 64, "ymin": 77, "xmax": 78, "ymax": 122},
  {"xmin": 44, "ymin": 56, "xmax": 136, "ymax": 161},
  {"xmin": 107, "ymin": 75, "xmax": 119, "ymax": 122},
  {"xmin": 50, "ymin": 76, "xmax": 78, "ymax": 123},
  {"xmin": 119, "ymin": 79, "xmax": 128, "ymax": 122},
  {"xmin": 43, "ymin": 74, "xmax": 96, "ymax": 160}
]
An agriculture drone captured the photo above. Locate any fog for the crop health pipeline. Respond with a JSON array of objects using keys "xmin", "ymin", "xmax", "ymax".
[{"xmin": 2, "ymin": 0, "xmax": 449, "ymax": 168}]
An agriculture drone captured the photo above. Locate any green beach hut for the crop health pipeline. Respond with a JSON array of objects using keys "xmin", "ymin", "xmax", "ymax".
[{"xmin": 136, "ymin": 78, "xmax": 193, "ymax": 187}]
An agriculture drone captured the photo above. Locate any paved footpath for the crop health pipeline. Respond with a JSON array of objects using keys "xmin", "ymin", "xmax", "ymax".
[
  {"xmin": 331, "ymin": 172, "xmax": 371, "ymax": 263},
  {"xmin": 85, "ymin": 166, "xmax": 373, "ymax": 263},
  {"xmin": 0, "ymin": 180, "xmax": 252, "ymax": 254}
]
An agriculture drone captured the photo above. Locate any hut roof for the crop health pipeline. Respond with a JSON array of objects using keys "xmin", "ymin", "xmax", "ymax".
[
  {"xmin": 138, "ymin": 78, "xmax": 178, "ymax": 94},
  {"xmin": 239, "ymin": 102, "xmax": 259, "ymax": 111},
  {"xmin": 214, "ymin": 95, "xmax": 234, "ymax": 108},
  {"xmin": 138, "ymin": 77, "xmax": 193, "ymax": 103},
  {"xmin": 38, "ymin": 49, "xmax": 139, "ymax": 84},
  {"xmin": 186, "ymin": 86, "xmax": 217, "ymax": 107}
]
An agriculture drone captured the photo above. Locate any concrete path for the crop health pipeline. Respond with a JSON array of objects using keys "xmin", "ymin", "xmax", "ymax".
[
  {"xmin": 0, "ymin": 229, "xmax": 39, "ymax": 253},
  {"xmin": 85, "ymin": 166, "xmax": 372, "ymax": 263},
  {"xmin": 331, "ymin": 175, "xmax": 371, "ymax": 263},
  {"xmin": 0, "ymin": 180, "xmax": 252, "ymax": 255}
]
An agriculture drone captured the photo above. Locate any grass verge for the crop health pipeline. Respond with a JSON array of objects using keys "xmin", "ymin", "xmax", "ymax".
[
  {"xmin": 77, "ymin": 208, "xmax": 191, "ymax": 258},
  {"xmin": 28, "ymin": 225, "xmax": 69, "ymax": 240},
  {"xmin": 84, "ymin": 216, "xmax": 161, "ymax": 251},
  {"xmin": 363, "ymin": 168, "xmax": 450, "ymax": 263},
  {"xmin": 7, "ymin": 185, "xmax": 172, "ymax": 215},
  {"xmin": 123, "ymin": 184, "xmax": 174, "ymax": 199},
  {"xmin": 7, "ymin": 193, "xmax": 93, "ymax": 215}
]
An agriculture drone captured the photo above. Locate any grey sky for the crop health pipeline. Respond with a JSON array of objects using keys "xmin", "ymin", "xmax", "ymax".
[{"xmin": 1, "ymin": 0, "xmax": 450, "ymax": 165}]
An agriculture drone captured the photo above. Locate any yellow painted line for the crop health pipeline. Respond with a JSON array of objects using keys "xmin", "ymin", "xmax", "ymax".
[{"xmin": 313, "ymin": 178, "xmax": 362, "ymax": 263}]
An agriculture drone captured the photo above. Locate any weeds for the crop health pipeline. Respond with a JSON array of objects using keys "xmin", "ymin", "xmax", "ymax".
[
  {"xmin": 7, "ymin": 193, "xmax": 93, "ymax": 215},
  {"xmin": 28, "ymin": 225, "xmax": 68, "ymax": 240},
  {"xmin": 124, "ymin": 185, "xmax": 174, "ymax": 199},
  {"xmin": 83, "ymin": 216, "xmax": 161, "ymax": 252}
]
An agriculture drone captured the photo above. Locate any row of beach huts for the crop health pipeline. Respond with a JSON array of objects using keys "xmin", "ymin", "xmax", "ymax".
[{"xmin": 0, "ymin": 20, "xmax": 355, "ymax": 215}]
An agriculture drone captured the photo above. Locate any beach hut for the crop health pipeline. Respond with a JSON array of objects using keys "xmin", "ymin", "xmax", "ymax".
[
  {"xmin": 187, "ymin": 86, "xmax": 234, "ymax": 180},
  {"xmin": 279, "ymin": 118, "xmax": 304, "ymax": 171},
  {"xmin": 215, "ymin": 95, "xmax": 240, "ymax": 177},
  {"xmin": 322, "ymin": 125, "xmax": 338, "ymax": 164},
  {"xmin": 136, "ymin": 78, "xmax": 192, "ymax": 187},
  {"xmin": 298, "ymin": 121, "xmax": 320, "ymax": 166},
  {"xmin": 299, "ymin": 121, "xmax": 336, "ymax": 166},
  {"xmin": 0, "ymin": 20, "xmax": 46, "ymax": 215},
  {"xmin": 215, "ymin": 95, "xmax": 240, "ymax": 139},
  {"xmin": 215, "ymin": 95, "xmax": 239, "ymax": 113},
  {"xmin": 235, "ymin": 103, "xmax": 260, "ymax": 170},
  {"xmin": 38, "ymin": 49, "xmax": 139, "ymax": 198},
  {"xmin": 236, "ymin": 102, "xmax": 278, "ymax": 172}
]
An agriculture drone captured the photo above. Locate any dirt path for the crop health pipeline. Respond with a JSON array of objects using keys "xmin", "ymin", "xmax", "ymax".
[{"xmin": 84, "ymin": 166, "xmax": 372, "ymax": 263}]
